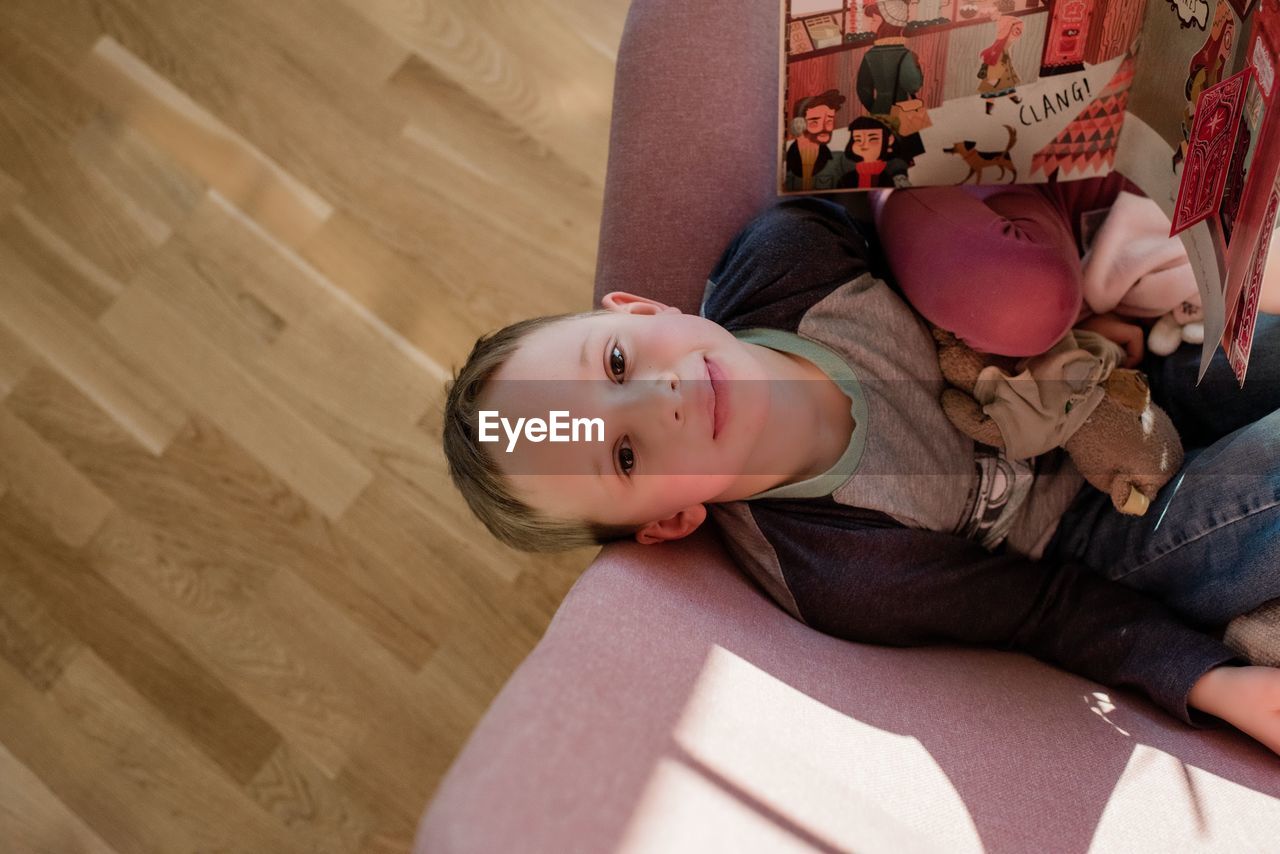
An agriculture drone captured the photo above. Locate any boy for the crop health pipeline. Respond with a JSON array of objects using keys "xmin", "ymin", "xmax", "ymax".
[{"xmin": 443, "ymin": 192, "xmax": 1280, "ymax": 756}]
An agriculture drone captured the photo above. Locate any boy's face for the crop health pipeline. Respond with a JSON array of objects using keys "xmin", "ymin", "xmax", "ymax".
[{"xmin": 479, "ymin": 293, "xmax": 772, "ymax": 542}]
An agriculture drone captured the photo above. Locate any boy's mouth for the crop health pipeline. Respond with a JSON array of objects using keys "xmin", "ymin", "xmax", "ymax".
[{"xmin": 706, "ymin": 357, "xmax": 726, "ymax": 440}]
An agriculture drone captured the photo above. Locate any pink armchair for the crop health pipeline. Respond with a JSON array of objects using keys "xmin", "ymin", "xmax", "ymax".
[{"xmin": 417, "ymin": 2, "xmax": 1280, "ymax": 850}]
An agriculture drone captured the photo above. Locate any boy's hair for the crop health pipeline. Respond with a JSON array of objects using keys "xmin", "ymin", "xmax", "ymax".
[{"xmin": 442, "ymin": 311, "xmax": 639, "ymax": 552}]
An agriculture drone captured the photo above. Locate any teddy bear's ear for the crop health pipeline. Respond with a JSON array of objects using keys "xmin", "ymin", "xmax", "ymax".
[
  {"xmin": 929, "ymin": 324, "xmax": 958, "ymax": 347},
  {"xmin": 1104, "ymin": 369, "xmax": 1151, "ymax": 412}
]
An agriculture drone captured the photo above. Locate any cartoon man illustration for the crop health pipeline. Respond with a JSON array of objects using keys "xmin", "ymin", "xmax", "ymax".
[
  {"xmin": 837, "ymin": 116, "xmax": 911, "ymax": 188},
  {"xmin": 1174, "ymin": 0, "xmax": 1236, "ymax": 170},
  {"xmin": 784, "ymin": 89, "xmax": 851, "ymax": 190},
  {"xmin": 856, "ymin": 0, "xmax": 927, "ymax": 164}
]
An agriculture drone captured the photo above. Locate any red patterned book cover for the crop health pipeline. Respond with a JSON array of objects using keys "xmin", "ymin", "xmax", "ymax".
[
  {"xmin": 1217, "ymin": 3, "xmax": 1280, "ymax": 381},
  {"xmin": 1225, "ymin": 183, "xmax": 1278, "ymax": 383},
  {"xmin": 1170, "ymin": 68, "xmax": 1253, "ymax": 237}
]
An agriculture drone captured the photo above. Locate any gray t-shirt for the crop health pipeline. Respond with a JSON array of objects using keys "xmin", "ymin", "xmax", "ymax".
[{"xmin": 734, "ymin": 274, "xmax": 1077, "ymax": 557}]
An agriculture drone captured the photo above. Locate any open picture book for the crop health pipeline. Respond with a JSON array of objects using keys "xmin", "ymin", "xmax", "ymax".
[{"xmin": 780, "ymin": 0, "xmax": 1280, "ymax": 382}]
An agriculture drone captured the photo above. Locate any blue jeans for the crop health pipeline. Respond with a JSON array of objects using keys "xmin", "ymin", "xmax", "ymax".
[{"xmin": 1044, "ymin": 313, "xmax": 1280, "ymax": 629}]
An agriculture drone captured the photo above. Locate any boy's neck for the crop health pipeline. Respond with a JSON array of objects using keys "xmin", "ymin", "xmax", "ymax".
[{"xmin": 712, "ymin": 341, "xmax": 855, "ymax": 502}]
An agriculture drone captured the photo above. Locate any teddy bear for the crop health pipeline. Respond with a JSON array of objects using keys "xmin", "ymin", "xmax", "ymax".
[
  {"xmin": 931, "ymin": 325, "xmax": 1184, "ymax": 516},
  {"xmin": 931, "ymin": 324, "xmax": 1280, "ymax": 664}
]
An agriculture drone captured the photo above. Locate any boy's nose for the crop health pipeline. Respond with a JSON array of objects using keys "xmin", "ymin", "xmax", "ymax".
[
  {"xmin": 621, "ymin": 372, "xmax": 682, "ymax": 430},
  {"xmin": 654, "ymin": 372, "xmax": 682, "ymax": 427}
]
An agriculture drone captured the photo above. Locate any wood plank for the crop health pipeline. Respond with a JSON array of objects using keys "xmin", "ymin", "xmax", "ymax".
[
  {"xmin": 0, "ymin": 743, "xmax": 118, "ymax": 854},
  {"xmin": 263, "ymin": 299, "xmax": 441, "ymax": 429},
  {"xmin": 0, "ymin": 205, "xmax": 125, "ymax": 320},
  {"xmin": 0, "ymin": 165, "xmax": 22, "ymax": 211},
  {"xmin": 69, "ymin": 111, "xmax": 207, "ymax": 236},
  {"xmin": 99, "ymin": 285, "xmax": 373, "ymax": 519},
  {"xmin": 298, "ymin": 210, "xmax": 495, "ymax": 363},
  {"xmin": 0, "ymin": 242, "xmax": 187, "ymax": 454},
  {"xmin": 0, "ymin": 322, "xmax": 38, "ymax": 399},
  {"xmin": 341, "ymin": 0, "xmax": 614, "ymax": 178},
  {"xmin": 198, "ymin": 191, "xmax": 451, "ymax": 380},
  {"xmin": 0, "ymin": 561, "xmax": 83, "ymax": 691},
  {"xmin": 210, "ymin": 0, "xmax": 412, "ymax": 116},
  {"xmin": 0, "ymin": 496, "xmax": 282, "ymax": 787},
  {"xmin": 90, "ymin": 505, "xmax": 433, "ymax": 778},
  {"xmin": 126, "ymin": 188, "xmax": 441, "ymax": 367},
  {"xmin": 104, "ymin": 191, "xmax": 559, "ymax": 592},
  {"xmin": 381, "ymin": 53, "xmax": 601, "ymax": 203},
  {"xmin": 0, "ymin": 652, "xmax": 332, "ymax": 854},
  {"xmin": 74, "ymin": 35, "xmax": 333, "ymax": 250},
  {"xmin": 0, "ymin": 0, "xmax": 628, "ymax": 846},
  {"xmin": 131, "ymin": 233, "xmax": 568, "ymax": 592},
  {"xmin": 386, "ymin": 92, "xmax": 601, "ymax": 272},
  {"xmin": 377, "ymin": 119, "xmax": 599, "ymax": 290},
  {"xmin": 166, "ymin": 418, "xmax": 442, "ymax": 671},
  {"xmin": 9, "ymin": 370, "xmax": 438, "ymax": 672},
  {"xmin": 335, "ymin": 607, "xmax": 579, "ymax": 834},
  {"xmin": 246, "ymin": 742, "xmax": 375, "ymax": 853},
  {"xmin": 539, "ymin": 0, "xmax": 628, "ymax": 64},
  {"xmin": 298, "ymin": 208, "xmax": 592, "ymax": 375},
  {"xmin": 0, "ymin": 0, "xmax": 104, "ymax": 69},
  {"xmin": 385, "ymin": 54, "xmax": 603, "ymax": 241},
  {"xmin": 3, "ymin": 387, "xmax": 486, "ymax": 819},
  {"xmin": 127, "ymin": 196, "xmax": 300, "ymax": 352},
  {"xmin": 0, "ymin": 30, "xmax": 169, "ymax": 280},
  {"xmin": 338, "ymin": 477, "xmax": 578, "ymax": 654},
  {"xmin": 85, "ymin": 0, "xmax": 593, "ymax": 328},
  {"xmin": 0, "ymin": 405, "xmax": 114, "ymax": 548},
  {"xmin": 5, "ymin": 368, "xmax": 208, "ymax": 530}
]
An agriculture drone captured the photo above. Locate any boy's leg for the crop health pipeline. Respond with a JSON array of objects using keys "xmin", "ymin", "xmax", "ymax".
[
  {"xmin": 1045, "ymin": 300, "xmax": 1279, "ymax": 627},
  {"xmin": 876, "ymin": 185, "xmax": 1083, "ymax": 357},
  {"xmin": 1044, "ymin": 408, "xmax": 1280, "ymax": 628},
  {"xmin": 1141, "ymin": 313, "xmax": 1280, "ymax": 448}
]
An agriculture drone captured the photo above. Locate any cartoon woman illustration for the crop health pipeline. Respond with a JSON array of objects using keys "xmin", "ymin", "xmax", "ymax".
[
  {"xmin": 1174, "ymin": 1, "xmax": 1236, "ymax": 170},
  {"xmin": 978, "ymin": 15, "xmax": 1025, "ymax": 115},
  {"xmin": 856, "ymin": 0, "xmax": 927, "ymax": 164},
  {"xmin": 837, "ymin": 116, "xmax": 910, "ymax": 188}
]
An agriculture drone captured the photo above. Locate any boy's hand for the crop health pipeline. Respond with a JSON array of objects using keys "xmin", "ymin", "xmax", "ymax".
[
  {"xmin": 1076, "ymin": 312, "xmax": 1145, "ymax": 368},
  {"xmin": 1189, "ymin": 665, "xmax": 1280, "ymax": 756}
]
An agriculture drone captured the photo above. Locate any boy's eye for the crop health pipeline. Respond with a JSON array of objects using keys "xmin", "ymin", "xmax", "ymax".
[
  {"xmin": 609, "ymin": 344, "xmax": 626, "ymax": 380},
  {"xmin": 618, "ymin": 440, "xmax": 635, "ymax": 475}
]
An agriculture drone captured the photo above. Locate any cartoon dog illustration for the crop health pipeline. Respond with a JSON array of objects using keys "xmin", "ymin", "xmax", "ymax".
[{"xmin": 944, "ymin": 125, "xmax": 1018, "ymax": 184}]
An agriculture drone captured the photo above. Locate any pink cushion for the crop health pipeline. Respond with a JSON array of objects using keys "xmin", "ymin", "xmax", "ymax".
[
  {"xmin": 592, "ymin": 0, "xmax": 781, "ymax": 312},
  {"xmin": 418, "ymin": 531, "xmax": 1280, "ymax": 851}
]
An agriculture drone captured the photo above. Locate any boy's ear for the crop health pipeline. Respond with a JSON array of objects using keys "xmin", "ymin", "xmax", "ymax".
[
  {"xmin": 601, "ymin": 291, "xmax": 681, "ymax": 316},
  {"xmin": 634, "ymin": 505, "xmax": 707, "ymax": 545}
]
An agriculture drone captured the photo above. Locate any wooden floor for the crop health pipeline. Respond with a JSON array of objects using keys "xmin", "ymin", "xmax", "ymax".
[{"xmin": 0, "ymin": 1, "xmax": 628, "ymax": 850}]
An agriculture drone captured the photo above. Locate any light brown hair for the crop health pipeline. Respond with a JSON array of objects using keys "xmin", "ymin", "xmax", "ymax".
[{"xmin": 441, "ymin": 312, "xmax": 638, "ymax": 552}]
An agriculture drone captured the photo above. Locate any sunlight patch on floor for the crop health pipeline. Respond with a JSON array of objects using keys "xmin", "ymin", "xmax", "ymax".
[
  {"xmin": 1088, "ymin": 743, "xmax": 1280, "ymax": 851},
  {"xmin": 617, "ymin": 645, "xmax": 982, "ymax": 853}
]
